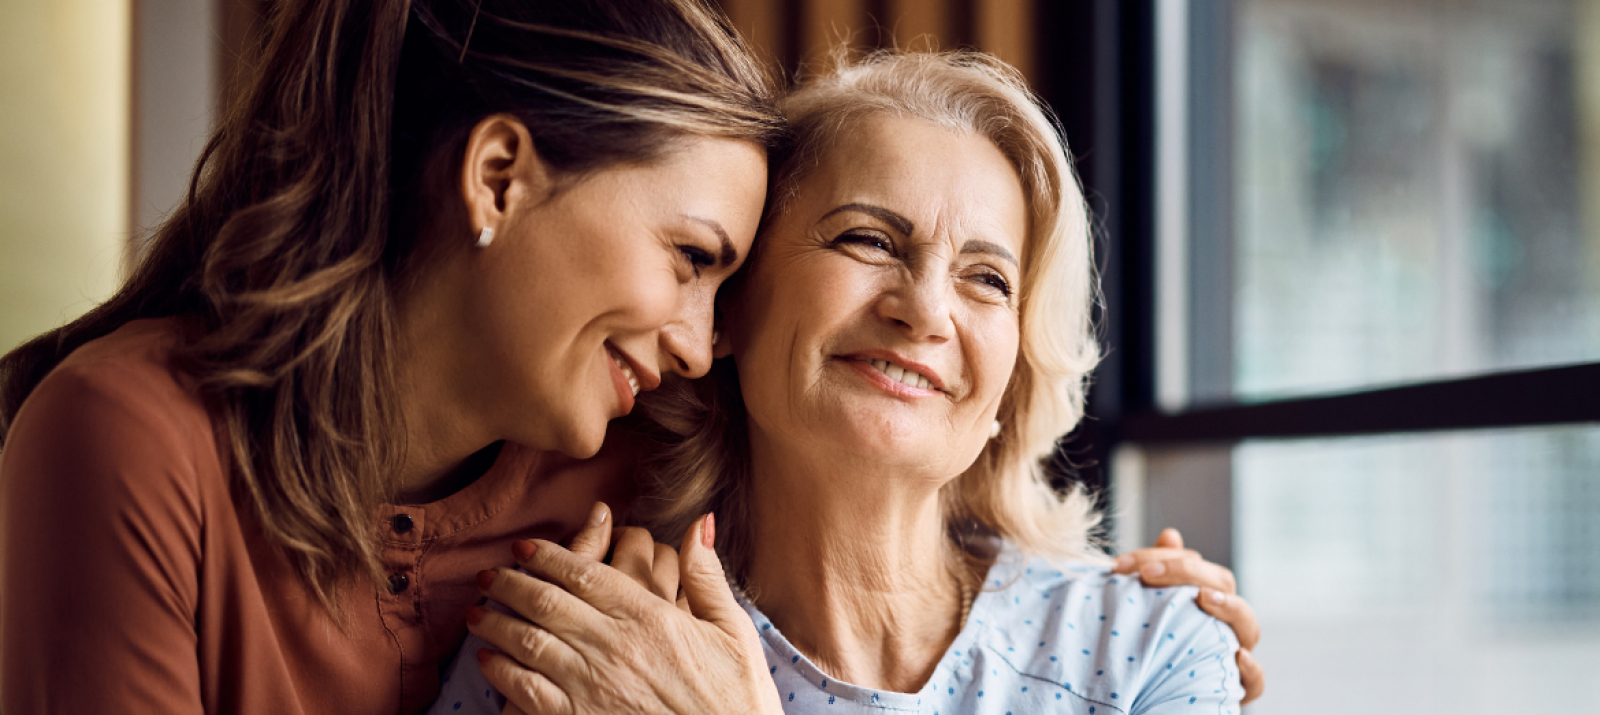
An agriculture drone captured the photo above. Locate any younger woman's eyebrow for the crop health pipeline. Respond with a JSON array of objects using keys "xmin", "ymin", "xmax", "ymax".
[
  {"xmin": 820, "ymin": 203, "xmax": 915, "ymax": 237},
  {"xmin": 684, "ymin": 215, "xmax": 738, "ymax": 266}
]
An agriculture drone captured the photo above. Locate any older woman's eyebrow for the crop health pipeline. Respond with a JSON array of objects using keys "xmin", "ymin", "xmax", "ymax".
[
  {"xmin": 684, "ymin": 215, "xmax": 739, "ymax": 266},
  {"xmin": 961, "ymin": 239, "xmax": 1018, "ymax": 267},
  {"xmin": 820, "ymin": 203, "xmax": 915, "ymax": 237}
]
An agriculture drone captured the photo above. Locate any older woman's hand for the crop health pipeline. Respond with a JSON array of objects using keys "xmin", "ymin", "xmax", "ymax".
[
  {"xmin": 468, "ymin": 511, "xmax": 781, "ymax": 715},
  {"xmin": 1112, "ymin": 528, "xmax": 1265, "ymax": 704},
  {"xmin": 562, "ymin": 503, "xmax": 685, "ymax": 607}
]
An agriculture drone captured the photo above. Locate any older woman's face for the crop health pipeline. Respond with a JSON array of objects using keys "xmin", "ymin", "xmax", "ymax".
[{"xmin": 731, "ymin": 114, "xmax": 1027, "ymax": 476}]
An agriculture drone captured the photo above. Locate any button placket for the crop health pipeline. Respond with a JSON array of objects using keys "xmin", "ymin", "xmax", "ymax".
[{"xmin": 379, "ymin": 508, "xmax": 426, "ymax": 615}]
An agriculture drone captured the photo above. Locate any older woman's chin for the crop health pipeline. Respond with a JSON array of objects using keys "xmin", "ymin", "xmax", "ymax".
[{"xmin": 793, "ymin": 420, "xmax": 992, "ymax": 480}]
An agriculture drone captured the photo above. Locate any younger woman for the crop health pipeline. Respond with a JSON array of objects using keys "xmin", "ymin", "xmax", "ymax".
[{"xmin": 0, "ymin": 1, "xmax": 780, "ymax": 712}]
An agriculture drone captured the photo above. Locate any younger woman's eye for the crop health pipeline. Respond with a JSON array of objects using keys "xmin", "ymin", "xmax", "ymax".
[{"xmin": 679, "ymin": 246, "xmax": 715, "ymax": 278}]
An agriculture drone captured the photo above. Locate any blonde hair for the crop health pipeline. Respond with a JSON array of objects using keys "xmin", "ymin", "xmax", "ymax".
[{"xmin": 633, "ymin": 50, "xmax": 1104, "ymax": 579}]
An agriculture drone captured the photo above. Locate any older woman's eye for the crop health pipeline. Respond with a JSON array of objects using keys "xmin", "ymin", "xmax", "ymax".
[
  {"xmin": 679, "ymin": 245, "xmax": 715, "ymax": 278},
  {"xmin": 832, "ymin": 231, "xmax": 894, "ymax": 254},
  {"xmin": 973, "ymin": 271, "xmax": 1013, "ymax": 298}
]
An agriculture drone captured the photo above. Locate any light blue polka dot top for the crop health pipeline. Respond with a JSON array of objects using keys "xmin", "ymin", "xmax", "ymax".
[
  {"xmin": 747, "ymin": 543, "xmax": 1242, "ymax": 715},
  {"xmin": 429, "ymin": 543, "xmax": 1241, "ymax": 715}
]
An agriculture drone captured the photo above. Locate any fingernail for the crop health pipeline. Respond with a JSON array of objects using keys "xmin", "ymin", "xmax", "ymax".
[
  {"xmin": 702, "ymin": 513, "xmax": 716, "ymax": 549},
  {"xmin": 1208, "ymin": 589, "xmax": 1227, "ymax": 605},
  {"xmin": 1141, "ymin": 562, "xmax": 1166, "ymax": 578},
  {"xmin": 476, "ymin": 648, "xmax": 494, "ymax": 666},
  {"xmin": 512, "ymin": 540, "xmax": 537, "ymax": 561},
  {"xmin": 477, "ymin": 569, "xmax": 497, "ymax": 591},
  {"xmin": 589, "ymin": 502, "xmax": 609, "ymax": 526},
  {"xmin": 1238, "ymin": 648, "xmax": 1255, "ymax": 663},
  {"xmin": 1113, "ymin": 555, "xmax": 1132, "ymax": 571},
  {"xmin": 466, "ymin": 605, "xmax": 486, "ymax": 627}
]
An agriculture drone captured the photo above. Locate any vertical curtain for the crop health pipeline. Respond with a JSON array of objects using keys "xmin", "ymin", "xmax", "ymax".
[{"xmin": 717, "ymin": 0, "xmax": 1036, "ymax": 83}]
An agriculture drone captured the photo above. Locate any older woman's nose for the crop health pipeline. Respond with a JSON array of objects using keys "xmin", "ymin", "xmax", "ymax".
[
  {"xmin": 659, "ymin": 287, "xmax": 716, "ymax": 378},
  {"xmin": 876, "ymin": 272, "xmax": 955, "ymax": 342}
]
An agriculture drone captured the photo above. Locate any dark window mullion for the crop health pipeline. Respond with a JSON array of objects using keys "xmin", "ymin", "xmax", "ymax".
[{"xmin": 1124, "ymin": 361, "xmax": 1600, "ymax": 443}]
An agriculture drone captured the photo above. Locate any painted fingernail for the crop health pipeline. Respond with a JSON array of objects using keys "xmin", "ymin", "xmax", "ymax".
[
  {"xmin": 589, "ymin": 502, "xmax": 609, "ymax": 526},
  {"xmin": 512, "ymin": 540, "xmax": 537, "ymax": 561},
  {"xmin": 477, "ymin": 569, "xmax": 497, "ymax": 591},
  {"xmin": 1113, "ymin": 555, "xmax": 1133, "ymax": 571},
  {"xmin": 1141, "ymin": 562, "xmax": 1166, "ymax": 578},
  {"xmin": 466, "ymin": 605, "xmax": 487, "ymax": 627},
  {"xmin": 1208, "ymin": 589, "xmax": 1227, "ymax": 605},
  {"xmin": 702, "ymin": 513, "xmax": 716, "ymax": 549},
  {"xmin": 477, "ymin": 648, "xmax": 494, "ymax": 666}
]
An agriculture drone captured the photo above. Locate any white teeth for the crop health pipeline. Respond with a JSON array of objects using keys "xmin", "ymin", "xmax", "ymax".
[
  {"xmin": 868, "ymin": 358, "xmax": 933, "ymax": 390},
  {"xmin": 612, "ymin": 354, "xmax": 640, "ymax": 396}
]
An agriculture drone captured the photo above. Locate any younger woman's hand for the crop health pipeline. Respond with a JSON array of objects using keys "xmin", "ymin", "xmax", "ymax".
[
  {"xmin": 1113, "ymin": 528, "xmax": 1265, "ymax": 704},
  {"xmin": 469, "ymin": 512, "xmax": 781, "ymax": 715}
]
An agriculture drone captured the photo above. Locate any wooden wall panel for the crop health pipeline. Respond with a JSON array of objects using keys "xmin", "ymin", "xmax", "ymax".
[
  {"xmin": 885, "ymin": 0, "xmax": 952, "ymax": 51},
  {"xmin": 977, "ymin": 0, "xmax": 1033, "ymax": 81},
  {"xmin": 800, "ymin": 0, "xmax": 868, "ymax": 69},
  {"xmin": 719, "ymin": 0, "xmax": 789, "ymax": 72},
  {"xmin": 717, "ymin": 0, "xmax": 1036, "ymax": 85}
]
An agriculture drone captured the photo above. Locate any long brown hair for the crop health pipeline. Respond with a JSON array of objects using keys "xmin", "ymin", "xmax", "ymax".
[{"xmin": 0, "ymin": 0, "xmax": 783, "ymax": 614}]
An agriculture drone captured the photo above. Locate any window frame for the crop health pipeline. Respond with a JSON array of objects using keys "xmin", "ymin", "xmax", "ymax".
[{"xmin": 1034, "ymin": 0, "xmax": 1600, "ymax": 506}]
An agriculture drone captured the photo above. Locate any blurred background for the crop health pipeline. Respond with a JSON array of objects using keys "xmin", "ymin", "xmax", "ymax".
[{"xmin": 3, "ymin": 0, "xmax": 1598, "ymax": 711}]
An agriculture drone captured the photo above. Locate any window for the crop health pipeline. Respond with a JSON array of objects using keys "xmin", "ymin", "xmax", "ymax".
[{"xmin": 1036, "ymin": 1, "xmax": 1600, "ymax": 711}]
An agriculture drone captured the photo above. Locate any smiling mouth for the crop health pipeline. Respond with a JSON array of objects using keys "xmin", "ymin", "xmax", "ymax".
[
  {"xmin": 608, "ymin": 347, "xmax": 641, "ymax": 396},
  {"xmin": 866, "ymin": 358, "xmax": 936, "ymax": 391}
]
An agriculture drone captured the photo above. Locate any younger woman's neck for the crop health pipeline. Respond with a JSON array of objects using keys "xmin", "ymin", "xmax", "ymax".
[
  {"xmin": 742, "ymin": 434, "xmax": 974, "ymax": 693},
  {"xmin": 391, "ymin": 258, "xmax": 500, "ymax": 500}
]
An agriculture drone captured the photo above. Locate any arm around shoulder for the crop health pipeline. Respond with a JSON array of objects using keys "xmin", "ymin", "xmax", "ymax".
[
  {"xmin": 2, "ymin": 363, "xmax": 209, "ymax": 713},
  {"xmin": 1131, "ymin": 587, "xmax": 1245, "ymax": 715}
]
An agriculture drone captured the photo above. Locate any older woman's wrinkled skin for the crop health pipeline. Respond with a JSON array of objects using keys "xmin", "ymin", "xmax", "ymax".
[{"xmin": 471, "ymin": 116, "xmax": 1266, "ymax": 713}]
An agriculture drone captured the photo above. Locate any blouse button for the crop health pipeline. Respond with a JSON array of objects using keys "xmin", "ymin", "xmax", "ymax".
[
  {"xmin": 392, "ymin": 514, "xmax": 414, "ymax": 534},
  {"xmin": 388, "ymin": 573, "xmax": 410, "ymax": 595}
]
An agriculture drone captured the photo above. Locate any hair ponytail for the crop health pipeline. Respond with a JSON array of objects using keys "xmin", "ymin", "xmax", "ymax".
[{"xmin": 0, "ymin": 0, "xmax": 782, "ymax": 616}]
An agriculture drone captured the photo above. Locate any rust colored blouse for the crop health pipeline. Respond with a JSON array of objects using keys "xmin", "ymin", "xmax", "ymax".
[{"xmin": 1, "ymin": 319, "xmax": 628, "ymax": 714}]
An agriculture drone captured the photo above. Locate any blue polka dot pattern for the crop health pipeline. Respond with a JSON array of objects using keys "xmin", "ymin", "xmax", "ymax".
[{"xmin": 426, "ymin": 542, "xmax": 1243, "ymax": 715}]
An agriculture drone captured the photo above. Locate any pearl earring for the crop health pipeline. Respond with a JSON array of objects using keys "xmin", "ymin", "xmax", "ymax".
[
  {"xmin": 990, "ymin": 420, "xmax": 1001, "ymax": 439},
  {"xmin": 475, "ymin": 226, "xmax": 494, "ymax": 248}
]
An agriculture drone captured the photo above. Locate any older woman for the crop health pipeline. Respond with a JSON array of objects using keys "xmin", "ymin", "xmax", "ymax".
[{"xmin": 447, "ymin": 51, "xmax": 1253, "ymax": 714}]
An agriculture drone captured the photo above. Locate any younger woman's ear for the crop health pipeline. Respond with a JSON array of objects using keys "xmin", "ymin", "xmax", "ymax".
[{"xmin": 459, "ymin": 113, "xmax": 551, "ymax": 238}]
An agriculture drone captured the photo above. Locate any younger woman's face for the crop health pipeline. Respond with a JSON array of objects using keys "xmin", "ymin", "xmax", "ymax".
[{"xmin": 464, "ymin": 131, "xmax": 767, "ymax": 458}]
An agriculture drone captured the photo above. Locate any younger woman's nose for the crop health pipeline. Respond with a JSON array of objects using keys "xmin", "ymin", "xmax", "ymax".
[{"xmin": 659, "ymin": 287, "xmax": 716, "ymax": 378}]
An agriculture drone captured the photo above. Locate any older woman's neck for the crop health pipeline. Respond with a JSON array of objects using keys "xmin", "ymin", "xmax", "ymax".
[{"xmin": 743, "ymin": 438, "xmax": 970, "ymax": 693}]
